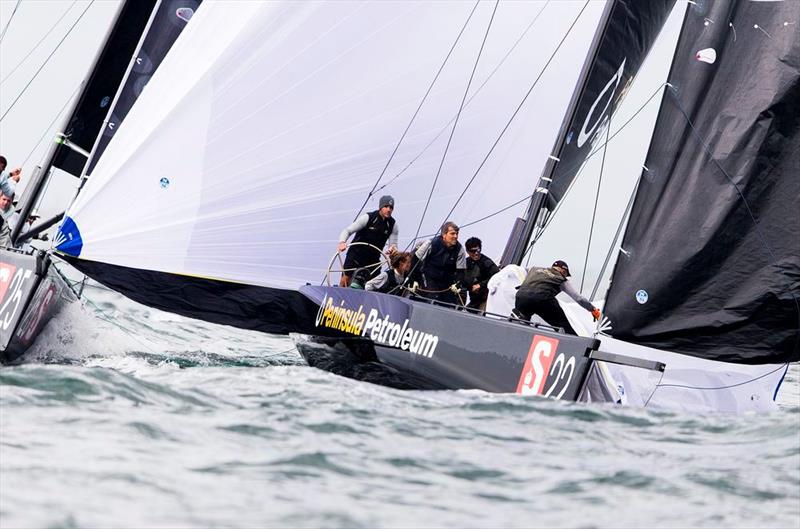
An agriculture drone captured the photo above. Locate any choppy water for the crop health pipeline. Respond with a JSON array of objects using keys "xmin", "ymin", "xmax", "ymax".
[{"xmin": 1, "ymin": 280, "xmax": 798, "ymax": 529}]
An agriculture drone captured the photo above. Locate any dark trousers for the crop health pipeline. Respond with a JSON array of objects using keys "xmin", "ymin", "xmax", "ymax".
[{"xmin": 514, "ymin": 288, "xmax": 577, "ymax": 335}]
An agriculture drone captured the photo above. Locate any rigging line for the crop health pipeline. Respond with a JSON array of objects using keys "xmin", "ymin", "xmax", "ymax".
[
  {"xmin": 0, "ymin": 1, "xmax": 77, "ymax": 86},
  {"xmin": 353, "ymin": 0, "xmax": 481, "ymax": 221},
  {"xmin": 0, "ymin": 0, "xmax": 94, "ymax": 123},
  {"xmin": 580, "ymin": 114, "xmax": 611, "ymax": 294},
  {"xmin": 412, "ymin": 0, "xmax": 500, "ymax": 243},
  {"xmin": 654, "ymin": 363, "xmax": 789, "ymax": 392},
  {"xmin": 0, "ymin": 0, "xmax": 21, "ymax": 45},
  {"xmin": 20, "ymin": 82, "xmax": 82, "ymax": 169},
  {"xmin": 669, "ymin": 90, "xmax": 800, "ymax": 340},
  {"xmin": 439, "ymin": 0, "xmax": 591, "ymax": 228},
  {"xmin": 371, "ymin": 0, "xmax": 551, "ymax": 197},
  {"xmin": 589, "ymin": 173, "xmax": 641, "ymax": 301},
  {"xmin": 523, "ymin": 81, "xmax": 671, "ymax": 259}
]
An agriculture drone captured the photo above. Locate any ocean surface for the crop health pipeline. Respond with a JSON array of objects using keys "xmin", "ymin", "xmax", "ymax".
[{"xmin": 1, "ymin": 278, "xmax": 798, "ymax": 529}]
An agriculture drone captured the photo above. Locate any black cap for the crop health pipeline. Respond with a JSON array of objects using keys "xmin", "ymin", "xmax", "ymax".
[{"xmin": 552, "ymin": 260, "xmax": 570, "ymax": 276}]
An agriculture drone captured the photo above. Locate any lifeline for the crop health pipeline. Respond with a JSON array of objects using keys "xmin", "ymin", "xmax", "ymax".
[{"xmin": 315, "ymin": 295, "xmax": 439, "ymax": 358}]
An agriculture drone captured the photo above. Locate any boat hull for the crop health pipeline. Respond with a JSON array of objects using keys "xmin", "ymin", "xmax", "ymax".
[
  {"xmin": 0, "ymin": 249, "xmax": 76, "ymax": 363},
  {"xmin": 294, "ymin": 286, "xmax": 603, "ymax": 400}
]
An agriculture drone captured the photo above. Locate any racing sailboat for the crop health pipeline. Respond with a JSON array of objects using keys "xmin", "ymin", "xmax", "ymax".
[
  {"xmin": 0, "ymin": 0, "xmax": 199, "ymax": 361},
  {"xmin": 5, "ymin": 0, "xmax": 798, "ymax": 413}
]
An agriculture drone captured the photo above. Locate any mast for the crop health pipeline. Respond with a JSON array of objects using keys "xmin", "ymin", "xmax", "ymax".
[
  {"xmin": 505, "ymin": 0, "xmax": 677, "ymax": 266},
  {"xmin": 506, "ymin": 0, "xmax": 615, "ymax": 266},
  {"xmin": 11, "ymin": 0, "xmax": 158, "ymax": 246}
]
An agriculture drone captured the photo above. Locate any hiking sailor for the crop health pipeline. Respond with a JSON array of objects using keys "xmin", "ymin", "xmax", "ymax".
[
  {"xmin": 413, "ymin": 221, "xmax": 467, "ymax": 306},
  {"xmin": 464, "ymin": 237, "xmax": 500, "ymax": 311},
  {"xmin": 513, "ymin": 260, "xmax": 601, "ymax": 335},
  {"xmin": 0, "ymin": 193, "xmax": 20, "ymax": 248},
  {"xmin": 337, "ymin": 195, "xmax": 398, "ymax": 287},
  {"xmin": 0, "ymin": 156, "xmax": 22, "ymax": 198},
  {"xmin": 365, "ymin": 251, "xmax": 412, "ymax": 295}
]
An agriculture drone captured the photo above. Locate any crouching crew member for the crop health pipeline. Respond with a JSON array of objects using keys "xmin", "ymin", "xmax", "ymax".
[
  {"xmin": 365, "ymin": 252, "xmax": 413, "ymax": 295},
  {"xmin": 337, "ymin": 195, "xmax": 398, "ymax": 287},
  {"xmin": 464, "ymin": 237, "xmax": 499, "ymax": 311},
  {"xmin": 513, "ymin": 260, "xmax": 601, "ymax": 335},
  {"xmin": 413, "ymin": 221, "xmax": 467, "ymax": 306}
]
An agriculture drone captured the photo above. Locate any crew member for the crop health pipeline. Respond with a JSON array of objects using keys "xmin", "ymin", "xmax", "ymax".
[
  {"xmin": 0, "ymin": 156, "xmax": 22, "ymax": 198},
  {"xmin": 0, "ymin": 193, "xmax": 19, "ymax": 247},
  {"xmin": 413, "ymin": 221, "xmax": 467, "ymax": 306},
  {"xmin": 513, "ymin": 260, "xmax": 601, "ymax": 335},
  {"xmin": 463, "ymin": 237, "xmax": 499, "ymax": 311},
  {"xmin": 337, "ymin": 195, "xmax": 398, "ymax": 287},
  {"xmin": 365, "ymin": 251, "xmax": 413, "ymax": 295}
]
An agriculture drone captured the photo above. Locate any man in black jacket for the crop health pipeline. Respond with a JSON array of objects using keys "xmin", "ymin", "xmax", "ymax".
[
  {"xmin": 413, "ymin": 221, "xmax": 467, "ymax": 306},
  {"xmin": 513, "ymin": 260, "xmax": 601, "ymax": 335},
  {"xmin": 463, "ymin": 237, "xmax": 499, "ymax": 311},
  {"xmin": 337, "ymin": 195, "xmax": 398, "ymax": 287}
]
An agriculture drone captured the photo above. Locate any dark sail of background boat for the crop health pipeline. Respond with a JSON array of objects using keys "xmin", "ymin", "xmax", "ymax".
[
  {"xmin": 49, "ymin": 0, "xmax": 157, "ymax": 177},
  {"xmin": 85, "ymin": 0, "xmax": 202, "ymax": 176},
  {"xmin": 604, "ymin": 0, "xmax": 800, "ymax": 363}
]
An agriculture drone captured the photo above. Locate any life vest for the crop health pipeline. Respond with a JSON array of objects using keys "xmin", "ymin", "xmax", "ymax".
[
  {"xmin": 376, "ymin": 269, "xmax": 400, "ymax": 294},
  {"xmin": 352, "ymin": 210, "xmax": 395, "ymax": 249},
  {"xmin": 422, "ymin": 237, "xmax": 461, "ymax": 288},
  {"xmin": 519, "ymin": 266, "xmax": 565, "ymax": 299}
]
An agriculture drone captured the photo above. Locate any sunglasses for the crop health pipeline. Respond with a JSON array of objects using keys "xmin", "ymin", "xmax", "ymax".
[{"xmin": 467, "ymin": 248, "xmax": 481, "ymax": 253}]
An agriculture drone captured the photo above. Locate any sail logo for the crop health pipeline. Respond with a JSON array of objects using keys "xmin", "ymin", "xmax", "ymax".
[
  {"xmin": 516, "ymin": 335, "xmax": 559, "ymax": 395},
  {"xmin": 577, "ymin": 58, "xmax": 626, "ymax": 149},
  {"xmin": 636, "ymin": 290, "xmax": 648, "ymax": 304},
  {"xmin": 315, "ymin": 294, "xmax": 439, "ymax": 358}
]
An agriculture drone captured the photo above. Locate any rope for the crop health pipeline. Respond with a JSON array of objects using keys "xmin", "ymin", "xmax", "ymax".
[
  {"xmin": 579, "ymin": 113, "xmax": 611, "ymax": 294},
  {"xmin": 20, "ymin": 82, "xmax": 82, "ymax": 169},
  {"xmin": 589, "ymin": 173, "xmax": 641, "ymax": 301},
  {"xmin": 352, "ymin": 0, "xmax": 481, "ymax": 220},
  {"xmin": 439, "ymin": 0, "xmax": 591, "ymax": 227},
  {"xmin": 412, "ymin": 0, "xmax": 500, "ymax": 244},
  {"xmin": 522, "ymin": 81, "xmax": 672, "ymax": 261},
  {"xmin": 1, "ymin": 1, "xmax": 77, "ymax": 85},
  {"xmin": 370, "ymin": 0, "xmax": 550, "ymax": 198},
  {"xmin": 0, "ymin": 0, "xmax": 21, "ymax": 45},
  {"xmin": 0, "ymin": 0, "xmax": 94, "ymax": 123}
]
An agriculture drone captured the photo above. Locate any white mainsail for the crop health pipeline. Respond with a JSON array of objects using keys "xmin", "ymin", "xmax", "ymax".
[{"xmin": 59, "ymin": 0, "xmax": 606, "ymax": 289}]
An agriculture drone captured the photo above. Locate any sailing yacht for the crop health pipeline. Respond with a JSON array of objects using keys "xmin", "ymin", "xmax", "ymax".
[{"xmin": 1, "ymin": 0, "xmax": 797, "ymax": 414}]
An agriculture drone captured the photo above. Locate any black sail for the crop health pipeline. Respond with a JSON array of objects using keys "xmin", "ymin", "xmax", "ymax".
[
  {"xmin": 510, "ymin": 0, "xmax": 676, "ymax": 263},
  {"xmin": 604, "ymin": 0, "xmax": 800, "ymax": 364},
  {"xmin": 544, "ymin": 0, "xmax": 677, "ymax": 211},
  {"xmin": 85, "ymin": 0, "xmax": 202, "ymax": 176}
]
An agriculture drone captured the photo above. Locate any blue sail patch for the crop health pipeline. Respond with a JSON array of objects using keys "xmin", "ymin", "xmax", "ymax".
[{"xmin": 55, "ymin": 216, "xmax": 83, "ymax": 257}]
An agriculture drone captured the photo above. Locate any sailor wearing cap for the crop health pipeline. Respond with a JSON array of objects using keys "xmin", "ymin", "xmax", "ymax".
[
  {"xmin": 512, "ymin": 260, "xmax": 601, "ymax": 335},
  {"xmin": 337, "ymin": 195, "xmax": 399, "ymax": 287}
]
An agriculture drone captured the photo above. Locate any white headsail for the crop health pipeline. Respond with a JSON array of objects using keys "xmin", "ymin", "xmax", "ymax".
[{"xmin": 60, "ymin": 0, "xmax": 605, "ymax": 289}]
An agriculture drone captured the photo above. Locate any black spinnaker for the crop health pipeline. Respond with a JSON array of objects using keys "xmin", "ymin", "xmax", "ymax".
[{"xmin": 604, "ymin": 0, "xmax": 800, "ymax": 364}]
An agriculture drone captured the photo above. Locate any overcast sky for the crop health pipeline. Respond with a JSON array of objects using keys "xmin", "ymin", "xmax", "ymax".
[{"xmin": 0, "ymin": 0, "xmax": 687, "ymax": 296}]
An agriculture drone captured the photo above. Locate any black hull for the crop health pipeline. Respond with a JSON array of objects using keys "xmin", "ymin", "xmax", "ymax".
[
  {"xmin": 294, "ymin": 286, "xmax": 603, "ymax": 400},
  {"xmin": 0, "ymin": 250, "xmax": 77, "ymax": 363}
]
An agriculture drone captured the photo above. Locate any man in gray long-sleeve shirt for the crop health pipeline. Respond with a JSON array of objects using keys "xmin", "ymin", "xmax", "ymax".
[
  {"xmin": 0, "ymin": 156, "xmax": 21, "ymax": 198},
  {"xmin": 513, "ymin": 260, "xmax": 601, "ymax": 335},
  {"xmin": 337, "ymin": 195, "xmax": 399, "ymax": 287}
]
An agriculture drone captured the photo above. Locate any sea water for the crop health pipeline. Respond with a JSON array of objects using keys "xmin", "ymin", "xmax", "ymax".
[{"xmin": 1, "ymin": 281, "xmax": 798, "ymax": 529}]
